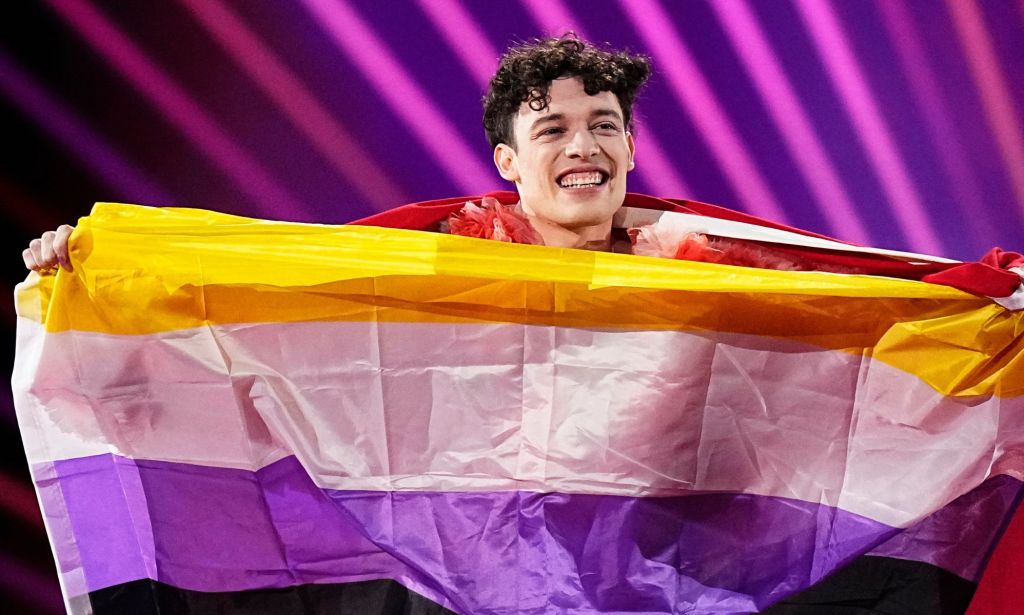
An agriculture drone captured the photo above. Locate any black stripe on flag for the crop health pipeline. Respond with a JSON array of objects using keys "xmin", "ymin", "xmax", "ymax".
[
  {"xmin": 86, "ymin": 555, "xmax": 976, "ymax": 614},
  {"xmin": 763, "ymin": 555, "xmax": 976, "ymax": 614},
  {"xmin": 88, "ymin": 578, "xmax": 456, "ymax": 615}
]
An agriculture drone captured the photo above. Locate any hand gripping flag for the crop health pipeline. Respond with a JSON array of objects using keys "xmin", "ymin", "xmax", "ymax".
[{"xmin": 13, "ymin": 203, "xmax": 1024, "ymax": 614}]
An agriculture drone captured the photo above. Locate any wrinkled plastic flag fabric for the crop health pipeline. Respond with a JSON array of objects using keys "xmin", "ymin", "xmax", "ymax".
[{"xmin": 13, "ymin": 203, "xmax": 1024, "ymax": 614}]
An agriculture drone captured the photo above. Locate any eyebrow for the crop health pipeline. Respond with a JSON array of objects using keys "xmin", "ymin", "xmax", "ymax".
[
  {"xmin": 529, "ymin": 113, "xmax": 564, "ymax": 133},
  {"xmin": 590, "ymin": 108, "xmax": 624, "ymax": 122}
]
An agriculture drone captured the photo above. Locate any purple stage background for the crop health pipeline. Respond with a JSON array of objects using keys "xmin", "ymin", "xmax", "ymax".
[{"xmin": 2, "ymin": 1, "xmax": 1023, "ymax": 612}]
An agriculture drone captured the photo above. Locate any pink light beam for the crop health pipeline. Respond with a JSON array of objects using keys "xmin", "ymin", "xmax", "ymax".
[
  {"xmin": 45, "ymin": 0, "xmax": 310, "ymax": 219},
  {"xmin": 0, "ymin": 48, "xmax": 174, "ymax": 207},
  {"xmin": 875, "ymin": 0, "xmax": 998, "ymax": 250},
  {"xmin": 520, "ymin": 0, "xmax": 576, "ymax": 37},
  {"xmin": 946, "ymin": 0, "xmax": 1024, "ymax": 218},
  {"xmin": 619, "ymin": 0, "xmax": 789, "ymax": 223},
  {"xmin": 0, "ymin": 471, "xmax": 44, "ymax": 530},
  {"xmin": 792, "ymin": 0, "xmax": 944, "ymax": 255},
  {"xmin": 415, "ymin": 0, "xmax": 499, "ymax": 87},
  {"xmin": 181, "ymin": 0, "xmax": 408, "ymax": 211},
  {"xmin": 518, "ymin": 0, "xmax": 694, "ymax": 198},
  {"xmin": 711, "ymin": 1, "xmax": 868, "ymax": 244},
  {"xmin": 301, "ymin": 0, "xmax": 496, "ymax": 195}
]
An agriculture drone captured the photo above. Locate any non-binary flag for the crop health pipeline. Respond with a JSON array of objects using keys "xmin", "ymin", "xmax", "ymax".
[{"xmin": 14, "ymin": 203, "xmax": 1024, "ymax": 614}]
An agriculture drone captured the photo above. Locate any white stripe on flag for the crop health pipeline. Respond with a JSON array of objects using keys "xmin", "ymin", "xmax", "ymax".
[{"xmin": 14, "ymin": 318, "xmax": 1024, "ymax": 528}]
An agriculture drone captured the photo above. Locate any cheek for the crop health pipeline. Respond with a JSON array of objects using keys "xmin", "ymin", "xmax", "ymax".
[
  {"xmin": 604, "ymin": 139, "xmax": 631, "ymax": 165},
  {"xmin": 525, "ymin": 156, "xmax": 554, "ymax": 187}
]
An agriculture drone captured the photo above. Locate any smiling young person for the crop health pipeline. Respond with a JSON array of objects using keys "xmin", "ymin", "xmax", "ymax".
[
  {"xmin": 481, "ymin": 37, "xmax": 645, "ymax": 250},
  {"xmin": 492, "ymin": 76, "xmax": 634, "ymax": 250}
]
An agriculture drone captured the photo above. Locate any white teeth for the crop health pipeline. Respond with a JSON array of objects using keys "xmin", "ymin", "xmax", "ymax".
[{"xmin": 559, "ymin": 171, "xmax": 604, "ymax": 188}]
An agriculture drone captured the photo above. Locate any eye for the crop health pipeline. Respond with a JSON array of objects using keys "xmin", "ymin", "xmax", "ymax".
[
  {"xmin": 538, "ymin": 127, "xmax": 565, "ymax": 137},
  {"xmin": 593, "ymin": 122, "xmax": 619, "ymax": 132}
]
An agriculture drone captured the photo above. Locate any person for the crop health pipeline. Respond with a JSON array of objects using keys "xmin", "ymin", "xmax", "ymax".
[{"xmin": 475, "ymin": 36, "xmax": 645, "ymax": 251}]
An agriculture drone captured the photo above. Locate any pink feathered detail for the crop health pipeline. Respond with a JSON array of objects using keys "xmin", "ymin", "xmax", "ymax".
[
  {"xmin": 448, "ymin": 197, "xmax": 540, "ymax": 244},
  {"xmin": 630, "ymin": 221, "xmax": 864, "ymax": 273}
]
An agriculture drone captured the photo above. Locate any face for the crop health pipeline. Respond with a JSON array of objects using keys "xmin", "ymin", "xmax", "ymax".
[{"xmin": 494, "ymin": 77, "xmax": 635, "ymax": 231}]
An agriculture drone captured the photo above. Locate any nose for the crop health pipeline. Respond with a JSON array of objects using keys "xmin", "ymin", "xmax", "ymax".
[{"xmin": 565, "ymin": 129, "xmax": 600, "ymax": 159}]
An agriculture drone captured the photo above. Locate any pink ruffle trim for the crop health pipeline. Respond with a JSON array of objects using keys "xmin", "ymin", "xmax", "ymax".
[
  {"xmin": 630, "ymin": 221, "xmax": 863, "ymax": 273},
  {"xmin": 447, "ymin": 197, "xmax": 540, "ymax": 244},
  {"xmin": 447, "ymin": 199, "xmax": 862, "ymax": 273}
]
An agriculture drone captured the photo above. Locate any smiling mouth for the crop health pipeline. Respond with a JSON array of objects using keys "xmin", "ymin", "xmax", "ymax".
[{"xmin": 557, "ymin": 170, "xmax": 609, "ymax": 189}]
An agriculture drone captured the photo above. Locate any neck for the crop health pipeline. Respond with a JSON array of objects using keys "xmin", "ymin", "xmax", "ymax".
[{"xmin": 522, "ymin": 210, "xmax": 613, "ymax": 251}]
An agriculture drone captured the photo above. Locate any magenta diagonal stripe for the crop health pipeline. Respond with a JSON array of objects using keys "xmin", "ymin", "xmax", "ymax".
[
  {"xmin": 946, "ymin": 0, "xmax": 1024, "ymax": 218},
  {"xmin": 792, "ymin": 0, "xmax": 945, "ymax": 255},
  {"xmin": 180, "ymin": 0, "xmax": 407, "ymax": 212},
  {"xmin": 517, "ymin": 0, "xmax": 694, "ymax": 198},
  {"xmin": 0, "ymin": 49, "xmax": 173, "ymax": 205},
  {"xmin": 519, "ymin": 0, "xmax": 576, "ymax": 36},
  {"xmin": 0, "ymin": 469, "xmax": 44, "ymax": 530},
  {"xmin": 627, "ymin": 115, "xmax": 694, "ymax": 197},
  {"xmin": 300, "ymin": 0, "xmax": 495, "ymax": 195},
  {"xmin": 711, "ymin": 1, "xmax": 868, "ymax": 244},
  {"xmin": 415, "ymin": 0, "xmax": 498, "ymax": 86},
  {"xmin": 875, "ymin": 0, "xmax": 998, "ymax": 250},
  {"xmin": 45, "ymin": 0, "xmax": 310, "ymax": 219},
  {"xmin": 618, "ymin": 0, "xmax": 788, "ymax": 224}
]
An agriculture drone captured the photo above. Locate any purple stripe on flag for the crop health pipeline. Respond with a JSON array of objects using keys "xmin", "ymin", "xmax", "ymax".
[
  {"xmin": 37, "ymin": 456, "xmax": 154, "ymax": 596},
  {"xmin": 42, "ymin": 454, "xmax": 1018, "ymax": 613}
]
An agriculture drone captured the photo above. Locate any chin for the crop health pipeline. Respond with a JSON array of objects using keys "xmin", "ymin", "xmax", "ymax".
[
  {"xmin": 557, "ymin": 197, "xmax": 621, "ymax": 223},
  {"xmin": 554, "ymin": 206, "xmax": 619, "ymax": 229}
]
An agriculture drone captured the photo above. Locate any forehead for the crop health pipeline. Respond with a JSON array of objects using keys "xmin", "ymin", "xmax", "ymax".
[{"xmin": 515, "ymin": 77, "xmax": 623, "ymax": 122}]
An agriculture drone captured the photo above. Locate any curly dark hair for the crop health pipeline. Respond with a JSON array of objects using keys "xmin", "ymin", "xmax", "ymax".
[{"xmin": 483, "ymin": 34, "xmax": 652, "ymax": 149}]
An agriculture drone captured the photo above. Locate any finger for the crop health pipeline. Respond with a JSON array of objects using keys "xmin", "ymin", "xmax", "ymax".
[
  {"xmin": 26, "ymin": 239, "xmax": 56, "ymax": 275},
  {"xmin": 28, "ymin": 238, "xmax": 44, "ymax": 268},
  {"xmin": 54, "ymin": 224, "xmax": 74, "ymax": 271},
  {"xmin": 22, "ymin": 248, "xmax": 41, "ymax": 271},
  {"xmin": 40, "ymin": 231, "xmax": 56, "ymax": 269}
]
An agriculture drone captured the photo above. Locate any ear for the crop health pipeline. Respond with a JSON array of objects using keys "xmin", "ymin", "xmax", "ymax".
[
  {"xmin": 626, "ymin": 132, "xmax": 636, "ymax": 171},
  {"xmin": 493, "ymin": 143, "xmax": 520, "ymax": 182}
]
